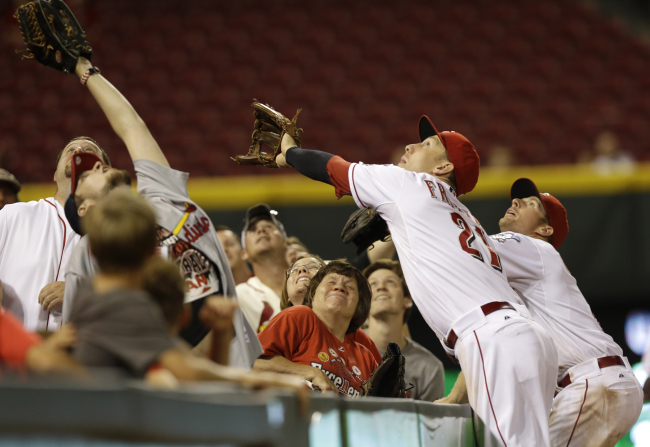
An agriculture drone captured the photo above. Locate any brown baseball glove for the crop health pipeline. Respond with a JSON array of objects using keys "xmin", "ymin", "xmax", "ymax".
[
  {"xmin": 361, "ymin": 342, "xmax": 406, "ymax": 398},
  {"xmin": 14, "ymin": 0, "xmax": 92, "ymax": 74},
  {"xmin": 232, "ymin": 99, "xmax": 303, "ymax": 168}
]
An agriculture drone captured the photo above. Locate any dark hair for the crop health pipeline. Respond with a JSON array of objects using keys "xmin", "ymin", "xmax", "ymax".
[
  {"xmin": 143, "ymin": 257, "xmax": 185, "ymax": 326},
  {"xmin": 363, "ymin": 259, "xmax": 412, "ymax": 324},
  {"xmin": 280, "ymin": 253, "xmax": 326, "ymax": 310},
  {"xmin": 57, "ymin": 136, "xmax": 111, "ymax": 166},
  {"xmin": 303, "ymin": 259, "xmax": 371, "ymax": 334}
]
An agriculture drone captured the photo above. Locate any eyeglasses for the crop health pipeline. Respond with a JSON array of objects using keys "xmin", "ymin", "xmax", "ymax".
[{"xmin": 286, "ymin": 263, "xmax": 322, "ymax": 276}]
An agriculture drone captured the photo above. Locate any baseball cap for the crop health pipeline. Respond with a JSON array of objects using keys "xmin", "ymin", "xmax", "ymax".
[
  {"xmin": 71, "ymin": 152, "xmax": 104, "ymax": 195},
  {"xmin": 65, "ymin": 152, "xmax": 105, "ymax": 236},
  {"xmin": 418, "ymin": 116, "xmax": 480, "ymax": 196},
  {"xmin": 0, "ymin": 169, "xmax": 21, "ymax": 193},
  {"xmin": 241, "ymin": 204, "xmax": 287, "ymax": 248},
  {"xmin": 510, "ymin": 178, "xmax": 569, "ymax": 249}
]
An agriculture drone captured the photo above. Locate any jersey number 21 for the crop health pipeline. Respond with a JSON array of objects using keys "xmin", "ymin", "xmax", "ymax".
[{"xmin": 451, "ymin": 212, "xmax": 502, "ymax": 272}]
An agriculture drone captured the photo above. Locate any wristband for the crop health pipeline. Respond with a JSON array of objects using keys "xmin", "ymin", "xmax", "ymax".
[{"xmin": 80, "ymin": 66, "xmax": 100, "ymax": 85}]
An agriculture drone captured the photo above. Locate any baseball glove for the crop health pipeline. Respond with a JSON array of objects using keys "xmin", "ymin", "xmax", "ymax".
[
  {"xmin": 361, "ymin": 342, "xmax": 406, "ymax": 398},
  {"xmin": 232, "ymin": 99, "xmax": 303, "ymax": 168},
  {"xmin": 14, "ymin": 0, "xmax": 92, "ymax": 74},
  {"xmin": 341, "ymin": 207, "xmax": 390, "ymax": 255}
]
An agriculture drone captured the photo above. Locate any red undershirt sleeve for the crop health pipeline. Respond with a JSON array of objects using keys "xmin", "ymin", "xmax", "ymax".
[{"xmin": 326, "ymin": 156, "xmax": 352, "ymax": 198}]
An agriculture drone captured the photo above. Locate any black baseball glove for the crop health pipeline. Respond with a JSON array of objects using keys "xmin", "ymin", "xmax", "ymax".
[
  {"xmin": 361, "ymin": 342, "xmax": 406, "ymax": 398},
  {"xmin": 232, "ymin": 99, "xmax": 303, "ymax": 168},
  {"xmin": 341, "ymin": 207, "xmax": 390, "ymax": 255},
  {"xmin": 14, "ymin": 0, "xmax": 92, "ymax": 74}
]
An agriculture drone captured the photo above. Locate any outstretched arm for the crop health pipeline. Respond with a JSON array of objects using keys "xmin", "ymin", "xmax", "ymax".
[{"xmin": 75, "ymin": 57, "xmax": 169, "ymax": 167}]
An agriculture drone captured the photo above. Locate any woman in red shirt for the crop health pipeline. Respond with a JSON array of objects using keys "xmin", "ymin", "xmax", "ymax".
[
  {"xmin": 256, "ymin": 260, "xmax": 378, "ymax": 397},
  {"xmin": 279, "ymin": 254, "xmax": 382, "ymax": 364}
]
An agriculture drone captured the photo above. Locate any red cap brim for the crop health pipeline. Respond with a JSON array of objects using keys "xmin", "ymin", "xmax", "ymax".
[{"xmin": 71, "ymin": 152, "xmax": 103, "ymax": 195}]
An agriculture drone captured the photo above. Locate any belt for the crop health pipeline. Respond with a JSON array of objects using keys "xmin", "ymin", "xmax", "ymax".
[
  {"xmin": 559, "ymin": 355, "xmax": 625, "ymax": 388},
  {"xmin": 446, "ymin": 301, "xmax": 515, "ymax": 349}
]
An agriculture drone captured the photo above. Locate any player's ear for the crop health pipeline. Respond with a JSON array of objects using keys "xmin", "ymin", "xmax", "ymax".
[
  {"xmin": 77, "ymin": 199, "xmax": 97, "ymax": 217},
  {"xmin": 431, "ymin": 160, "xmax": 454, "ymax": 177},
  {"xmin": 535, "ymin": 224, "xmax": 554, "ymax": 239}
]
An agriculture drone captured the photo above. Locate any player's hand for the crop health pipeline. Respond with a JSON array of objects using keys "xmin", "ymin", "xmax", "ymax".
[
  {"xmin": 38, "ymin": 281, "xmax": 65, "ymax": 312},
  {"xmin": 280, "ymin": 132, "xmax": 298, "ymax": 157},
  {"xmin": 310, "ymin": 368, "xmax": 338, "ymax": 394},
  {"xmin": 75, "ymin": 56, "xmax": 93, "ymax": 78},
  {"xmin": 275, "ymin": 153, "xmax": 291, "ymax": 168},
  {"xmin": 199, "ymin": 296, "xmax": 237, "ymax": 333}
]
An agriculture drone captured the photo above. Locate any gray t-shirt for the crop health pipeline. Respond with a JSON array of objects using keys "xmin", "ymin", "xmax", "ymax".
[
  {"xmin": 69, "ymin": 283, "xmax": 176, "ymax": 378},
  {"xmin": 394, "ymin": 338, "xmax": 445, "ymax": 401},
  {"xmin": 63, "ymin": 159, "xmax": 262, "ymax": 369}
]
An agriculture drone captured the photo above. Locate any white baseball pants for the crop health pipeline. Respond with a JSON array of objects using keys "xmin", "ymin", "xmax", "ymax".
[
  {"xmin": 549, "ymin": 359, "xmax": 643, "ymax": 447},
  {"xmin": 455, "ymin": 307, "xmax": 558, "ymax": 447}
]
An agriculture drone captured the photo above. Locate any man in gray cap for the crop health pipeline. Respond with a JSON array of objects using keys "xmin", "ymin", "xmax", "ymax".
[
  {"xmin": 237, "ymin": 204, "xmax": 291, "ymax": 333},
  {"xmin": 0, "ymin": 169, "xmax": 20, "ymax": 210}
]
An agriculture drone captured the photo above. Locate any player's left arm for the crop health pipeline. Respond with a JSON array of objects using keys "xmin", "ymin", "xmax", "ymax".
[
  {"xmin": 276, "ymin": 133, "xmax": 353, "ymax": 198},
  {"xmin": 75, "ymin": 57, "xmax": 170, "ymax": 167}
]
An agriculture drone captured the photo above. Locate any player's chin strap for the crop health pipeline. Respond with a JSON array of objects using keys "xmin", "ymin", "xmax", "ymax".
[{"xmin": 64, "ymin": 194, "xmax": 84, "ymax": 236}]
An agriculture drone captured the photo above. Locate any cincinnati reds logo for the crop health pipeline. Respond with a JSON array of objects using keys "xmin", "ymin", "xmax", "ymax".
[{"xmin": 490, "ymin": 232, "xmax": 521, "ymax": 244}]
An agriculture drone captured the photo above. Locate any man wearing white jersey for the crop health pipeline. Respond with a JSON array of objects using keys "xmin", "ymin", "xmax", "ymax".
[
  {"xmin": 0, "ymin": 137, "xmax": 110, "ymax": 331},
  {"xmin": 261, "ymin": 115, "xmax": 558, "ymax": 446},
  {"xmin": 491, "ymin": 178, "xmax": 642, "ymax": 447}
]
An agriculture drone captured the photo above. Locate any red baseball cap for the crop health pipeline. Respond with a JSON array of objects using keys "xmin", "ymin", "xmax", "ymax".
[
  {"xmin": 418, "ymin": 116, "xmax": 480, "ymax": 196},
  {"xmin": 510, "ymin": 178, "xmax": 569, "ymax": 249},
  {"xmin": 71, "ymin": 152, "xmax": 103, "ymax": 195}
]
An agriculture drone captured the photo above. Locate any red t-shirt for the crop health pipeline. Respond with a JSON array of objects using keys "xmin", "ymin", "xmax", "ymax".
[
  {"xmin": 0, "ymin": 311, "xmax": 41, "ymax": 371},
  {"xmin": 259, "ymin": 305, "xmax": 378, "ymax": 398},
  {"xmin": 350, "ymin": 328, "xmax": 382, "ymax": 364}
]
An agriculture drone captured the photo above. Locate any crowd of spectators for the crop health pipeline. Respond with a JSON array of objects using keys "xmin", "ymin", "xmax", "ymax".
[{"xmin": 0, "ymin": 54, "xmax": 445, "ymax": 407}]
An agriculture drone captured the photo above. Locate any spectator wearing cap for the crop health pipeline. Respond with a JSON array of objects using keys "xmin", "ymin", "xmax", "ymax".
[
  {"xmin": 237, "ymin": 204, "xmax": 291, "ymax": 333},
  {"xmin": 0, "ymin": 136, "xmax": 107, "ymax": 331},
  {"xmin": 216, "ymin": 225, "xmax": 252, "ymax": 285},
  {"xmin": 0, "ymin": 169, "xmax": 20, "ymax": 210},
  {"xmin": 364, "ymin": 259, "xmax": 445, "ymax": 401}
]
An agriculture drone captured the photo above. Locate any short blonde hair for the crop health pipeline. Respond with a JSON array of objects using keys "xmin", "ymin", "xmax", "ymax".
[{"xmin": 82, "ymin": 189, "xmax": 157, "ymax": 274}]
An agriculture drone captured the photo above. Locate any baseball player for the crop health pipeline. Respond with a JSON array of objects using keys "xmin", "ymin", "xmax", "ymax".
[
  {"xmin": 265, "ymin": 116, "xmax": 558, "ymax": 446},
  {"xmin": 490, "ymin": 178, "xmax": 642, "ymax": 446},
  {"xmin": 0, "ymin": 137, "xmax": 109, "ymax": 332},
  {"xmin": 59, "ymin": 56, "xmax": 261, "ymax": 369}
]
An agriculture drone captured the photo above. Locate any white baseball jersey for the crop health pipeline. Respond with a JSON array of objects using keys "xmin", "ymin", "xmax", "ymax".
[
  {"xmin": 490, "ymin": 232, "xmax": 622, "ymax": 379},
  {"xmin": 236, "ymin": 276, "xmax": 281, "ymax": 333},
  {"xmin": 0, "ymin": 198, "xmax": 80, "ymax": 331},
  {"xmin": 349, "ymin": 164, "xmax": 524, "ymax": 342},
  {"xmin": 348, "ymin": 163, "xmax": 556, "ymax": 446}
]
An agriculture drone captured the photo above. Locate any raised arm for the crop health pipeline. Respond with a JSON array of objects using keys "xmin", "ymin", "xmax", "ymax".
[{"xmin": 75, "ymin": 57, "xmax": 169, "ymax": 167}]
